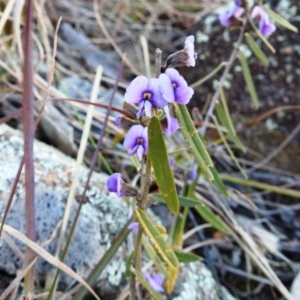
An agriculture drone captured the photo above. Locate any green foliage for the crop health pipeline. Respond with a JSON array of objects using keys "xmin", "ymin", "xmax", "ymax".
[
  {"xmin": 148, "ymin": 116, "xmax": 179, "ymax": 214},
  {"xmin": 264, "ymin": 6, "xmax": 298, "ymax": 32},
  {"xmin": 136, "ymin": 208, "xmax": 179, "ymax": 269},
  {"xmin": 132, "ymin": 267, "xmax": 165, "ymax": 300},
  {"xmin": 245, "ymin": 33, "xmax": 269, "ymax": 66},
  {"xmin": 174, "ymin": 104, "xmax": 214, "ymax": 181},
  {"xmin": 174, "ymin": 251, "xmax": 202, "ymax": 263},
  {"xmin": 153, "ymin": 193, "xmax": 204, "ymax": 208},
  {"xmin": 239, "ymin": 49, "xmax": 260, "ymax": 109}
]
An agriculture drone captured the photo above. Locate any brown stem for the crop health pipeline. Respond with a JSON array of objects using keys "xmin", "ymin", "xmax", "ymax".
[{"xmin": 23, "ymin": 0, "xmax": 36, "ymax": 293}]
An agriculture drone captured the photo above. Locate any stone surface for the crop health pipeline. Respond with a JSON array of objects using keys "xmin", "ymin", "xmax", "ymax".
[{"xmin": 0, "ymin": 124, "xmax": 234, "ymax": 299}]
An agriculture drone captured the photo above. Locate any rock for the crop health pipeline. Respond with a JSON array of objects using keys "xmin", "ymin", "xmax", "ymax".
[{"xmin": 0, "ymin": 124, "xmax": 234, "ymax": 299}]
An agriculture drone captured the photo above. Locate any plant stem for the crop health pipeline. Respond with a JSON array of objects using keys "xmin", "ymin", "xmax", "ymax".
[
  {"xmin": 155, "ymin": 48, "xmax": 162, "ymax": 78},
  {"xmin": 130, "ymin": 157, "xmax": 152, "ymax": 300},
  {"xmin": 130, "ymin": 47, "xmax": 161, "ymax": 300},
  {"xmin": 23, "ymin": 0, "xmax": 36, "ymax": 293},
  {"xmin": 199, "ymin": 18, "xmax": 247, "ymax": 136}
]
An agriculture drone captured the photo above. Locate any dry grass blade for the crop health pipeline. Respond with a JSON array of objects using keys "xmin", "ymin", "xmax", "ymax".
[
  {"xmin": 0, "ymin": 223, "xmax": 101, "ymax": 300},
  {"xmin": 50, "ymin": 66, "xmax": 103, "ymax": 291},
  {"xmin": 0, "ymin": 257, "xmax": 38, "ymax": 300},
  {"xmin": 93, "ymin": 0, "xmax": 140, "ymax": 75}
]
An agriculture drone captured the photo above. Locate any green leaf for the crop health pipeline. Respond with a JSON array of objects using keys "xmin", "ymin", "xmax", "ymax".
[
  {"xmin": 148, "ymin": 116, "xmax": 179, "ymax": 214},
  {"xmin": 174, "ymin": 251, "xmax": 202, "ymax": 263},
  {"xmin": 194, "ymin": 202, "xmax": 231, "ymax": 235},
  {"xmin": 136, "ymin": 208, "xmax": 179, "ymax": 269},
  {"xmin": 245, "ymin": 32, "xmax": 269, "ymax": 66},
  {"xmin": 142, "ymin": 236, "xmax": 172, "ymax": 281},
  {"xmin": 219, "ymin": 174, "xmax": 300, "ymax": 199},
  {"xmin": 174, "ymin": 104, "xmax": 214, "ymax": 181},
  {"xmin": 210, "ymin": 167, "xmax": 228, "ymax": 198},
  {"xmin": 125, "ymin": 251, "xmax": 134, "ymax": 278},
  {"xmin": 247, "ymin": 14, "xmax": 275, "ymax": 53},
  {"xmin": 216, "ymin": 87, "xmax": 246, "ymax": 152},
  {"xmin": 239, "ymin": 49, "xmax": 260, "ymax": 109},
  {"xmin": 131, "ymin": 267, "xmax": 165, "ymax": 300},
  {"xmin": 153, "ymin": 193, "xmax": 204, "ymax": 208},
  {"xmin": 263, "ymin": 6, "xmax": 298, "ymax": 33}
]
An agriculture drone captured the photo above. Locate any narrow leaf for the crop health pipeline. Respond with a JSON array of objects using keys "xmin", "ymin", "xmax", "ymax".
[
  {"xmin": 174, "ymin": 251, "xmax": 202, "ymax": 263},
  {"xmin": 245, "ymin": 32, "xmax": 269, "ymax": 66},
  {"xmin": 174, "ymin": 104, "xmax": 214, "ymax": 181},
  {"xmin": 165, "ymin": 266, "xmax": 179, "ymax": 295},
  {"xmin": 153, "ymin": 193, "xmax": 204, "ymax": 208},
  {"xmin": 247, "ymin": 14, "xmax": 275, "ymax": 53},
  {"xmin": 142, "ymin": 236, "xmax": 172, "ymax": 281},
  {"xmin": 136, "ymin": 208, "xmax": 179, "ymax": 269},
  {"xmin": 194, "ymin": 203, "xmax": 230, "ymax": 235},
  {"xmin": 132, "ymin": 267, "xmax": 165, "ymax": 300},
  {"xmin": 239, "ymin": 49, "xmax": 260, "ymax": 109},
  {"xmin": 263, "ymin": 6, "xmax": 298, "ymax": 33},
  {"xmin": 217, "ymin": 87, "xmax": 246, "ymax": 152},
  {"xmin": 219, "ymin": 174, "xmax": 300, "ymax": 198},
  {"xmin": 148, "ymin": 116, "xmax": 179, "ymax": 214}
]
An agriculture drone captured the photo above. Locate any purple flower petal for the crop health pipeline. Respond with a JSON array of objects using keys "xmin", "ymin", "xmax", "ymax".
[
  {"xmin": 251, "ymin": 6, "xmax": 276, "ymax": 37},
  {"xmin": 219, "ymin": 6, "xmax": 244, "ymax": 26},
  {"xmin": 144, "ymin": 100, "xmax": 153, "ymax": 118},
  {"xmin": 187, "ymin": 168, "xmax": 197, "ymax": 181},
  {"xmin": 142, "ymin": 272, "xmax": 164, "ymax": 293},
  {"xmin": 233, "ymin": 0, "xmax": 241, "ymax": 6},
  {"xmin": 160, "ymin": 69, "xmax": 194, "ymax": 105},
  {"xmin": 184, "ymin": 35, "xmax": 196, "ymax": 67},
  {"xmin": 168, "ymin": 156, "xmax": 175, "ymax": 167},
  {"xmin": 128, "ymin": 222, "xmax": 139, "ymax": 233},
  {"xmin": 163, "ymin": 117, "xmax": 179, "ymax": 135},
  {"xmin": 158, "ymin": 74, "xmax": 175, "ymax": 103},
  {"xmin": 123, "ymin": 124, "xmax": 148, "ymax": 161},
  {"xmin": 124, "ymin": 76, "xmax": 149, "ymax": 104},
  {"xmin": 115, "ymin": 116, "xmax": 122, "ymax": 126},
  {"xmin": 125, "ymin": 76, "xmax": 167, "ymax": 118},
  {"xmin": 106, "ymin": 173, "xmax": 125, "ymax": 197}
]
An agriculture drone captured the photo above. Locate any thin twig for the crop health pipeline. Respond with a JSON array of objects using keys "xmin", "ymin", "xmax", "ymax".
[
  {"xmin": 23, "ymin": 0, "xmax": 36, "ymax": 293},
  {"xmin": 199, "ymin": 19, "xmax": 247, "ymax": 136}
]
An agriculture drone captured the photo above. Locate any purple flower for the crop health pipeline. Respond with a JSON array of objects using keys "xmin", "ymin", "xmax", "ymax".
[
  {"xmin": 163, "ymin": 35, "xmax": 197, "ymax": 69},
  {"xmin": 219, "ymin": 5, "xmax": 244, "ymax": 27},
  {"xmin": 183, "ymin": 35, "xmax": 197, "ymax": 67},
  {"xmin": 142, "ymin": 272, "xmax": 164, "ymax": 293},
  {"xmin": 251, "ymin": 6, "xmax": 276, "ymax": 36},
  {"xmin": 128, "ymin": 222, "xmax": 139, "ymax": 233},
  {"xmin": 159, "ymin": 68, "xmax": 194, "ymax": 105},
  {"xmin": 123, "ymin": 124, "xmax": 148, "ymax": 161},
  {"xmin": 233, "ymin": 0, "xmax": 241, "ymax": 6},
  {"xmin": 106, "ymin": 173, "xmax": 125, "ymax": 197},
  {"xmin": 168, "ymin": 156, "xmax": 175, "ymax": 167},
  {"xmin": 161, "ymin": 106, "xmax": 179, "ymax": 136},
  {"xmin": 187, "ymin": 168, "xmax": 197, "ymax": 181},
  {"xmin": 124, "ymin": 76, "xmax": 167, "ymax": 118}
]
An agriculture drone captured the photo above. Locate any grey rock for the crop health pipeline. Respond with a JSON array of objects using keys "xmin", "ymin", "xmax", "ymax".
[
  {"xmin": 59, "ymin": 75, "xmax": 124, "ymax": 116},
  {"xmin": 0, "ymin": 124, "xmax": 235, "ymax": 299},
  {"xmin": 59, "ymin": 22, "xmax": 118, "ymax": 79}
]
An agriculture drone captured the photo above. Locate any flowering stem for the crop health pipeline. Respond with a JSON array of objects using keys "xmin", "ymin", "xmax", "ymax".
[
  {"xmin": 130, "ymin": 156, "xmax": 152, "ymax": 300},
  {"xmin": 129, "ymin": 45, "xmax": 163, "ymax": 299}
]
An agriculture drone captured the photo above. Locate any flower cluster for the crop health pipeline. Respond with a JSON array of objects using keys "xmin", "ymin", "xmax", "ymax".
[
  {"xmin": 219, "ymin": 2, "xmax": 276, "ymax": 37},
  {"xmin": 119, "ymin": 36, "xmax": 196, "ymax": 162},
  {"xmin": 106, "ymin": 36, "xmax": 196, "ymax": 198}
]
